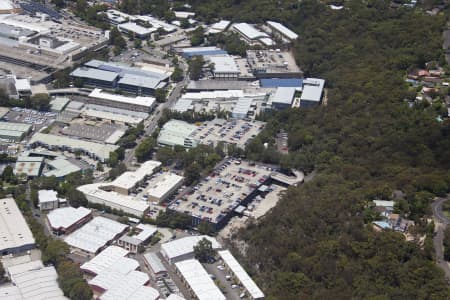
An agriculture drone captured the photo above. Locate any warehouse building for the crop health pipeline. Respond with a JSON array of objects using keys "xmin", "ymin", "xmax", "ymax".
[
  {"xmin": 160, "ymin": 235, "xmax": 221, "ymax": 264},
  {"xmin": 88, "ymin": 88, "xmax": 156, "ymax": 112},
  {"xmin": 143, "ymin": 252, "xmax": 167, "ymax": 279},
  {"xmin": 117, "ymin": 223, "xmax": 157, "ymax": 253},
  {"xmin": 82, "ymin": 104, "xmax": 148, "ymax": 125},
  {"xmin": 70, "ymin": 68, "xmax": 119, "ymax": 89},
  {"xmin": 14, "ymin": 155, "xmax": 44, "ymax": 178},
  {"xmin": 77, "ymin": 183, "xmax": 150, "ymax": 217},
  {"xmin": 180, "ymin": 46, "xmax": 227, "ymax": 58},
  {"xmin": 28, "ymin": 133, "xmax": 119, "ymax": 162},
  {"xmin": 50, "ymin": 97, "xmax": 70, "ymax": 112},
  {"xmin": 71, "ymin": 60, "xmax": 169, "ymax": 96},
  {"xmin": 38, "ymin": 189, "xmax": 61, "ymax": 211},
  {"xmin": 207, "ymin": 55, "xmax": 240, "ymax": 79},
  {"xmin": 0, "ymin": 198, "xmax": 35, "ymax": 255},
  {"xmin": 266, "ymin": 21, "xmax": 298, "ymax": 42},
  {"xmin": 0, "ymin": 260, "xmax": 68, "ymax": 300},
  {"xmin": 207, "ymin": 20, "xmax": 231, "ymax": 34},
  {"xmin": 118, "ymin": 22, "xmax": 156, "ymax": 39},
  {"xmin": 247, "ymin": 50, "xmax": 303, "ymax": 78},
  {"xmin": 80, "ymin": 245, "xmax": 159, "ymax": 300},
  {"xmin": 0, "ymin": 121, "xmax": 31, "ymax": 142},
  {"xmin": 102, "ymin": 160, "xmax": 161, "ymax": 195},
  {"xmin": 218, "ymin": 250, "xmax": 264, "ymax": 300},
  {"xmin": 300, "ymin": 78, "xmax": 325, "ymax": 107},
  {"xmin": 157, "ymin": 120, "xmax": 198, "ymax": 148},
  {"xmin": 146, "ymin": 173, "xmax": 184, "ymax": 203},
  {"xmin": 174, "ymin": 259, "xmax": 225, "ymax": 300},
  {"xmin": 64, "ymin": 216, "xmax": 127, "ymax": 254},
  {"xmin": 232, "ymin": 23, "xmax": 269, "ymax": 44},
  {"xmin": 231, "ymin": 97, "xmax": 253, "ymax": 119},
  {"xmin": 43, "ymin": 157, "xmax": 81, "ymax": 178},
  {"xmin": 46, "ymin": 206, "xmax": 92, "ymax": 235},
  {"xmin": 269, "ymin": 87, "xmax": 297, "ymax": 110}
]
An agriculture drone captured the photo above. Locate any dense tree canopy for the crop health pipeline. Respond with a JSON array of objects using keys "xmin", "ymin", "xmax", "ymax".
[{"xmin": 188, "ymin": 0, "xmax": 450, "ymax": 299}]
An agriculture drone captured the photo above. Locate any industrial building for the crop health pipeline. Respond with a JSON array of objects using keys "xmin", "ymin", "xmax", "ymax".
[
  {"xmin": 38, "ymin": 189, "xmax": 62, "ymax": 211},
  {"xmin": 207, "ymin": 20, "xmax": 231, "ymax": 34},
  {"xmin": 64, "ymin": 216, "xmax": 127, "ymax": 254},
  {"xmin": 232, "ymin": 23, "xmax": 270, "ymax": 45},
  {"xmin": 0, "ymin": 198, "xmax": 35, "ymax": 255},
  {"xmin": 174, "ymin": 259, "xmax": 226, "ymax": 300},
  {"xmin": 146, "ymin": 173, "xmax": 184, "ymax": 203},
  {"xmin": 77, "ymin": 161, "xmax": 162, "ymax": 216},
  {"xmin": 157, "ymin": 120, "xmax": 198, "ymax": 148},
  {"xmin": 207, "ymin": 55, "xmax": 240, "ymax": 79},
  {"xmin": 160, "ymin": 235, "xmax": 221, "ymax": 264},
  {"xmin": 300, "ymin": 78, "xmax": 325, "ymax": 107},
  {"xmin": 43, "ymin": 157, "xmax": 82, "ymax": 178},
  {"xmin": 231, "ymin": 97, "xmax": 253, "ymax": 119},
  {"xmin": 0, "ymin": 260, "xmax": 68, "ymax": 300},
  {"xmin": 50, "ymin": 97, "xmax": 70, "ymax": 112},
  {"xmin": 118, "ymin": 22, "xmax": 156, "ymax": 39},
  {"xmin": 88, "ymin": 88, "xmax": 156, "ymax": 112},
  {"xmin": 266, "ymin": 21, "xmax": 298, "ymax": 42},
  {"xmin": 78, "ymin": 183, "xmax": 150, "ymax": 217},
  {"xmin": 71, "ymin": 59, "xmax": 169, "ymax": 96},
  {"xmin": 0, "ymin": 14, "xmax": 109, "ymax": 83},
  {"xmin": 218, "ymin": 250, "xmax": 265, "ymax": 300},
  {"xmin": 82, "ymin": 104, "xmax": 149, "ymax": 125},
  {"xmin": 81, "ymin": 245, "xmax": 159, "ymax": 300},
  {"xmin": 117, "ymin": 223, "xmax": 157, "ymax": 253},
  {"xmin": 247, "ymin": 50, "xmax": 303, "ymax": 78},
  {"xmin": 0, "ymin": 121, "xmax": 31, "ymax": 142},
  {"xmin": 179, "ymin": 46, "xmax": 227, "ymax": 58},
  {"xmin": 143, "ymin": 252, "xmax": 168, "ymax": 279},
  {"xmin": 13, "ymin": 155, "xmax": 44, "ymax": 178},
  {"xmin": 28, "ymin": 133, "xmax": 119, "ymax": 162},
  {"xmin": 46, "ymin": 206, "xmax": 92, "ymax": 235},
  {"xmin": 269, "ymin": 87, "xmax": 297, "ymax": 109}
]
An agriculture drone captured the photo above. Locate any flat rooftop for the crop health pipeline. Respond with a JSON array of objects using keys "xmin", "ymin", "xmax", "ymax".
[
  {"xmin": 246, "ymin": 50, "xmax": 302, "ymax": 75},
  {"xmin": 0, "ymin": 198, "xmax": 35, "ymax": 253},
  {"xmin": 169, "ymin": 160, "xmax": 272, "ymax": 225}
]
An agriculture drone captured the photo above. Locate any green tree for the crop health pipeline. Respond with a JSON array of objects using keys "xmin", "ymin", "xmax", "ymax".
[
  {"xmin": 30, "ymin": 94, "xmax": 50, "ymax": 111},
  {"xmin": 43, "ymin": 239, "xmax": 69, "ymax": 265},
  {"xmin": 184, "ymin": 162, "xmax": 201, "ymax": 185},
  {"xmin": 171, "ymin": 66, "xmax": 184, "ymax": 82},
  {"xmin": 188, "ymin": 56, "xmax": 204, "ymax": 80},
  {"xmin": 193, "ymin": 237, "xmax": 215, "ymax": 263},
  {"xmin": 135, "ymin": 137, "xmax": 155, "ymax": 162},
  {"xmin": 190, "ymin": 26, "xmax": 204, "ymax": 46},
  {"xmin": 2, "ymin": 165, "xmax": 14, "ymax": 182},
  {"xmin": 154, "ymin": 88, "xmax": 167, "ymax": 103}
]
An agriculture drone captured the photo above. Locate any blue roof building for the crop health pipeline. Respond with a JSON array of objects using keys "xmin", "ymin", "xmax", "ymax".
[{"xmin": 260, "ymin": 78, "xmax": 303, "ymax": 88}]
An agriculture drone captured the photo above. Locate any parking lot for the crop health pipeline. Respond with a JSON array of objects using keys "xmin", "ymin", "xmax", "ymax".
[
  {"xmin": 190, "ymin": 119, "xmax": 265, "ymax": 148},
  {"xmin": 170, "ymin": 159, "xmax": 273, "ymax": 225},
  {"xmin": 4, "ymin": 107, "xmax": 56, "ymax": 131}
]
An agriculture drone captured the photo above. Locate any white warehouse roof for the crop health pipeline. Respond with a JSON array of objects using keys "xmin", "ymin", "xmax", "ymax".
[
  {"xmin": 135, "ymin": 223, "xmax": 158, "ymax": 241},
  {"xmin": 47, "ymin": 207, "xmax": 91, "ymax": 231},
  {"xmin": 38, "ymin": 189, "xmax": 57, "ymax": 204},
  {"xmin": 118, "ymin": 22, "xmax": 157, "ymax": 36},
  {"xmin": 147, "ymin": 173, "xmax": 184, "ymax": 200},
  {"xmin": 300, "ymin": 78, "xmax": 325, "ymax": 103},
  {"xmin": 81, "ymin": 246, "xmax": 137, "ymax": 276},
  {"xmin": 175, "ymin": 259, "xmax": 225, "ymax": 300},
  {"xmin": 89, "ymin": 88, "xmax": 156, "ymax": 109},
  {"xmin": 1, "ymin": 260, "xmax": 68, "ymax": 300},
  {"xmin": 218, "ymin": 250, "xmax": 264, "ymax": 299},
  {"xmin": 267, "ymin": 21, "xmax": 298, "ymax": 40},
  {"xmin": 77, "ymin": 183, "xmax": 150, "ymax": 217},
  {"xmin": 0, "ymin": 198, "xmax": 35, "ymax": 253},
  {"xmin": 271, "ymin": 87, "xmax": 297, "ymax": 105},
  {"xmin": 208, "ymin": 55, "xmax": 239, "ymax": 74},
  {"xmin": 143, "ymin": 252, "xmax": 167, "ymax": 274},
  {"xmin": 161, "ymin": 235, "xmax": 221, "ymax": 261},
  {"xmin": 233, "ymin": 23, "xmax": 268, "ymax": 40},
  {"xmin": 111, "ymin": 160, "xmax": 161, "ymax": 191},
  {"xmin": 64, "ymin": 216, "xmax": 127, "ymax": 253}
]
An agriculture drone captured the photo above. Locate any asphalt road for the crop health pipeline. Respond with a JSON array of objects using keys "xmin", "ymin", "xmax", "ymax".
[
  {"xmin": 123, "ymin": 59, "xmax": 189, "ymax": 168},
  {"xmin": 431, "ymin": 197, "xmax": 450, "ymax": 281}
]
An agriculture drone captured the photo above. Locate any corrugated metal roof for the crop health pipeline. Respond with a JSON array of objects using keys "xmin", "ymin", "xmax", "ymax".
[
  {"xmin": 267, "ymin": 21, "xmax": 298, "ymax": 40},
  {"xmin": 71, "ymin": 68, "xmax": 118, "ymax": 82},
  {"xmin": 271, "ymin": 87, "xmax": 296, "ymax": 105},
  {"xmin": 260, "ymin": 78, "xmax": 302, "ymax": 88}
]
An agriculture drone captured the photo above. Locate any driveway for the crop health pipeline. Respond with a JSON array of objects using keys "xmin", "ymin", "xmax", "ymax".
[{"xmin": 431, "ymin": 196, "xmax": 450, "ymax": 281}]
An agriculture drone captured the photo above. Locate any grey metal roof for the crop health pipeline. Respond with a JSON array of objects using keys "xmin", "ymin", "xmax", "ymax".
[
  {"xmin": 300, "ymin": 78, "xmax": 325, "ymax": 102},
  {"xmin": 143, "ymin": 252, "xmax": 167, "ymax": 274},
  {"xmin": 272, "ymin": 87, "xmax": 296, "ymax": 105},
  {"xmin": 71, "ymin": 68, "xmax": 119, "ymax": 82},
  {"xmin": 232, "ymin": 97, "xmax": 253, "ymax": 116},
  {"xmin": 118, "ymin": 74, "xmax": 160, "ymax": 89}
]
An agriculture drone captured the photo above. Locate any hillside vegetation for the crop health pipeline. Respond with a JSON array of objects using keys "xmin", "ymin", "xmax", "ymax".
[{"xmin": 189, "ymin": 0, "xmax": 450, "ymax": 299}]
